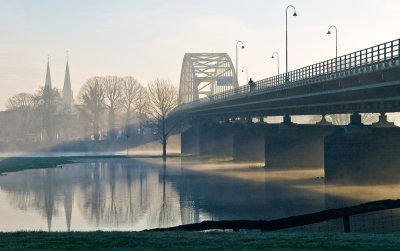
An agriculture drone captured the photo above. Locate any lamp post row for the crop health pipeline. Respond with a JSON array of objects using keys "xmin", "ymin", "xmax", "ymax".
[{"xmin": 237, "ymin": 5, "xmax": 338, "ymax": 84}]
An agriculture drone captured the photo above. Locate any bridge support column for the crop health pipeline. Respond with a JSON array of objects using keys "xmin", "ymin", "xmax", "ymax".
[
  {"xmin": 372, "ymin": 113, "xmax": 395, "ymax": 128},
  {"xmin": 181, "ymin": 126, "xmax": 200, "ymax": 154},
  {"xmin": 265, "ymin": 125, "xmax": 338, "ymax": 169},
  {"xmin": 198, "ymin": 122, "xmax": 233, "ymax": 158},
  {"xmin": 317, "ymin": 114, "xmax": 332, "ymax": 125},
  {"xmin": 232, "ymin": 124, "xmax": 277, "ymax": 162},
  {"xmin": 325, "ymin": 125, "xmax": 400, "ymax": 183}
]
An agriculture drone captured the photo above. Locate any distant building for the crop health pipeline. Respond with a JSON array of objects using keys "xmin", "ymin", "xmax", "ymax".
[
  {"xmin": 62, "ymin": 60, "xmax": 73, "ymax": 107},
  {"xmin": 45, "ymin": 58, "xmax": 52, "ymax": 89}
]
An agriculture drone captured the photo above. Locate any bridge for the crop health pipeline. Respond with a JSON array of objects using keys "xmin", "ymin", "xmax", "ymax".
[
  {"xmin": 175, "ymin": 38, "xmax": 400, "ymax": 118},
  {"xmin": 173, "ymin": 38, "xmax": 400, "ymax": 183}
]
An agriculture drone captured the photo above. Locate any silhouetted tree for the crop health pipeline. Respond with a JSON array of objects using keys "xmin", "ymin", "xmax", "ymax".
[
  {"xmin": 146, "ymin": 79, "xmax": 178, "ymax": 160},
  {"xmin": 7, "ymin": 93, "xmax": 35, "ymax": 111},
  {"xmin": 79, "ymin": 78, "xmax": 105, "ymax": 140},
  {"xmin": 327, "ymin": 113, "xmax": 379, "ymax": 125},
  {"xmin": 6, "ymin": 93, "xmax": 36, "ymax": 140},
  {"xmin": 34, "ymin": 86, "xmax": 62, "ymax": 140},
  {"xmin": 102, "ymin": 76, "xmax": 123, "ymax": 139},
  {"xmin": 134, "ymin": 84, "xmax": 149, "ymax": 134},
  {"xmin": 121, "ymin": 77, "xmax": 141, "ymax": 135}
]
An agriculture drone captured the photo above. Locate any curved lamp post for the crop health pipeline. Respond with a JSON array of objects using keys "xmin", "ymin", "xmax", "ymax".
[
  {"xmin": 327, "ymin": 25, "xmax": 338, "ymax": 59},
  {"xmin": 286, "ymin": 5, "xmax": 297, "ymax": 80},
  {"xmin": 236, "ymin": 41, "xmax": 245, "ymax": 85},
  {"xmin": 271, "ymin": 52, "xmax": 280, "ymax": 75},
  {"xmin": 241, "ymin": 66, "xmax": 249, "ymax": 84}
]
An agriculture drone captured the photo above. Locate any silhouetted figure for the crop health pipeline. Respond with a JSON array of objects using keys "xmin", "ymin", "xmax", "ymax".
[{"xmin": 248, "ymin": 78, "xmax": 256, "ymax": 91}]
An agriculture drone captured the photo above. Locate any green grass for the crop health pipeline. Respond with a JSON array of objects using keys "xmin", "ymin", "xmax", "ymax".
[
  {"xmin": 0, "ymin": 231, "xmax": 399, "ymax": 250},
  {"xmin": 0, "ymin": 157, "xmax": 75, "ymax": 175},
  {"xmin": 0, "ymin": 154, "xmax": 191, "ymax": 175}
]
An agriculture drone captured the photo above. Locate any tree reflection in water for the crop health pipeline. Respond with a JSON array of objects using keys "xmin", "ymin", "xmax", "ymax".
[
  {"xmin": 0, "ymin": 158, "xmax": 192, "ymax": 231},
  {"xmin": 1, "ymin": 158, "xmax": 331, "ymax": 232}
]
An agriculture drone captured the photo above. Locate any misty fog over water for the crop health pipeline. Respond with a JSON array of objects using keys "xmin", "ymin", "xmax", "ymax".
[{"xmin": 1, "ymin": 158, "xmax": 400, "ymax": 232}]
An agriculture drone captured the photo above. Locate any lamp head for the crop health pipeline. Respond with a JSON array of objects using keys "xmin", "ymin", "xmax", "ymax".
[
  {"xmin": 271, "ymin": 55, "xmax": 274, "ymax": 59},
  {"xmin": 242, "ymin": 69, "xmax": 244, "ymax": 72},
  {"xmin": 241, "ymin": 45, "xmax": 245, "ymax": 49},
  {"xmin": 327, "ymin": 30, "xmax": 331, "ymax": 35},
  {"xmin": 293, "ymin": 12, "xmax": 297, "ymax": 17}
]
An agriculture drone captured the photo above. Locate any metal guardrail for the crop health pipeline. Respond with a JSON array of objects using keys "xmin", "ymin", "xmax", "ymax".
[
  {"xmin": 149, "ymin": 199, "xmax": 400, "ymax": 233},
  {"xmin": 176, "ymin": 38, "xmax": 400, "ymax": 112}
]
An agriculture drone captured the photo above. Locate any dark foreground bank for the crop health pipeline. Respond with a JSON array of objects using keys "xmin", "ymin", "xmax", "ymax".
[
  {"xmin": 0, "ymin": 155, "xmax": 187, "ymax": 175},
  {"xmin": 1, "ymin": 231, "xmax": 400, "ymax": 250}
]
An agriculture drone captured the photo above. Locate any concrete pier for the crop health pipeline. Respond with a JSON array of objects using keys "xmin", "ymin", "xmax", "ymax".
[
  {"xmin": 232, "ymin": 123, "xmax": 277, "ymax": 162},
  {"xmin": 325, "ymin": 126, "xmax": 400, "ymax": 183},
  {"xmin": 181, "ymin": 126, "xmax": 200, "ymax": 154},
  {"xmin": 265, "ymin": 125, "xmax": 338, "ymax": 169},
  {"xmin": 197, "ymin": 122, "xmax": 234, "ymax": 158}
]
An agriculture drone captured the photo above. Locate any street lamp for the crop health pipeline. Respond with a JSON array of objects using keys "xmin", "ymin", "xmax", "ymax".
[
  {"xmin": 271, "ymin": 52, "xmax": 280, "ymax": 75},
  {"xmin": 327, "ymin": 25, "xmax": 338, "ymax": 59},
  {"xmin": 241, "ymin": 66, "xmax": 249, "ymax": 84},
  {"xmin": 286, "ymin": 5, "xmax": 297, "ymax": 80},
  {"xmin": 236, "ymin": 41, "xmax": 245, "ymax": 85}
]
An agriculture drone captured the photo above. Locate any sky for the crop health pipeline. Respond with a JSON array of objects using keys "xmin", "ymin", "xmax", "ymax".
[{"xmin": 0, "ymin": 0, "xmax": 399, "ymax": 110}]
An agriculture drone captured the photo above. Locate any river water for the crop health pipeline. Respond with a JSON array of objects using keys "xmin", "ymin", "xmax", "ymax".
[{"xmin": 1, "ymin": 157, "xmax": 400, "ymax": 232}]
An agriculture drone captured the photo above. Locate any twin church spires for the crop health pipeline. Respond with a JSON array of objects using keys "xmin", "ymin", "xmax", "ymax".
[{"xmin": 44, "ymin": 54, "xmax": 73, "ymax": 106}]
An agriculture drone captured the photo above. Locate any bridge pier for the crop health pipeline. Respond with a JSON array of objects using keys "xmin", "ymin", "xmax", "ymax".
[
  {"xmin": 231, "ymin": 120, "xmax": 338, "ymax": 166},
  {"xmin": 232, "ymin": 124, "xmax": 277, "ymax": 162},
  {"xmin": 317, "ymin": 114, "xmax": 332, "ymax": 125},
  {"xmin": 372, "ymin": 112, "xmax": 396, "ymax": 128},
  {"xmin": 181, "ymin": 126, "xmax": 200, "ymax": 155},
  {"xmin": 265, "ymin": 124, "xmax": 338, "ymax": 169},
  {"xmin": 181, "ymin": 122, "xmax": 234, "ymax": 158},
  {"xmin": 325, "ymin": 123, "xmax": 400, "ymax": 183},
  {"xmin": 198, "ymin": 122, "xmax": 233, "ymax": 158}
]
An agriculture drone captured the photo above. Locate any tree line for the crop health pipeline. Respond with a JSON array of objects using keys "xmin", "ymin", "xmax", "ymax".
[{"xmin": 3, "ymin": 77, "xmax": 178, "ymax": 157}]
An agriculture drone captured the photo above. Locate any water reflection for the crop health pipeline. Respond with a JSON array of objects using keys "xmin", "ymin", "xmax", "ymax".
[
  {"xmin": 0, "ymin": 159, "xmax": 190, "ymax": 231},
  {"xmin": 1, "ymin": 158, "xmax": 400, "ymax": 232}
]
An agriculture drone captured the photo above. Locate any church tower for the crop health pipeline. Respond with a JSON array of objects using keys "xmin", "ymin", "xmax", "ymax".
[
  {"xmin": 62, "ymin": 56, "xmax": 73, "ymax": 107},
  {"xmin": 45, "ymin": 56, "xmax": 52, "ymax": 88}
]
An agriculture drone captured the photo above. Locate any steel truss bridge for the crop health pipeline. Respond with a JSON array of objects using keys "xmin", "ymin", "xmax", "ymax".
[{"xmin": 174, "ymin": 38, "xmax": 400, "ymax": 119}]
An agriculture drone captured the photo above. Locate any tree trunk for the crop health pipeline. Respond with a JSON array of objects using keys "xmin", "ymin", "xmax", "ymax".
[
  {"xmin": 162, "ymin": 117, "xmax": 167, "ymax": 160},
  {"xmin": 162, "ymin": 137, "xmax": 167, "ymax": 160}
]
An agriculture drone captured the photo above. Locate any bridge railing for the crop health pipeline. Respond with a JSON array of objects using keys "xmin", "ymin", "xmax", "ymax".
[
  {"xmin": 177, "ymin": 38, "xmax": 400, "ymax": 110},
  {"xmin": 256, "ymin": 38, "xmax": 400, "ymax": 90}
]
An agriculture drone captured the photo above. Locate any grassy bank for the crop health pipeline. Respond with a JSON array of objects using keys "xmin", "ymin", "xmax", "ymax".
[
  {"xmin": 0, "ymin": 157, "xmax": 75, "ymax": 175},
  {"xmin": 0, "ymin": 154, "xmax": 191, "ymax": 175},
  {"xmin": 1, "ymin": 231, "xmax": 400, "ymax": 250}
]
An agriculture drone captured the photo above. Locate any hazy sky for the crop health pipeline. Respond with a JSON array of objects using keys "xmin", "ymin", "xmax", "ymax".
[{"xmin": 0, "ymin": 0, "xmax": 399, "ymax": 110}]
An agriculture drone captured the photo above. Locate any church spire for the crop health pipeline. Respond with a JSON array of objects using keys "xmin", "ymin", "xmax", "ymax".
[
  {"xmin": 45, "ymin": 55, "xmax": 52, "ymax": 88},
  {"xmin": 62, "ymin": 51, "xmax": 73, "ymax": 106}
]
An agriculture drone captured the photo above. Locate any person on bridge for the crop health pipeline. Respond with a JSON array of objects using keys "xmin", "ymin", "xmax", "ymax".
[{"xmin": 248, "ymin": 78, "xmax": 256, "ymax": 91}]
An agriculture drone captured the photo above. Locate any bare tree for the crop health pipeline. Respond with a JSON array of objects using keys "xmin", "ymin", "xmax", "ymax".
[
  {"xmin": 134, "ymin": 84, "xmax": 149, "ymax": 134},
  {"xmin": 121, "ymin": 77, "xmax": 141, "ymax": 131},
  {"xmin": 34, "ymin": 86, "xmax": 62, "ymax": 140},
  {"xmin": 146, "ymin": 79, "xmax": 178, "ymax": 160},
  {"xmin": 326, "ymin": 114, "xmax": 350, "ymax": 125},
  {"xmin": 327, "ymin": 113, "xmax": 379, "ymax": 125},
  {"xmin": 79, "ymin": 77, "xmax": 105, "ymax": 140},
  {"xmin": 7, "ymin": 93, "xmax": 35, "ymax": 111},
  {"xmin": 361, "ymin": 113, "xmax": 379, "ymax": 124},
  {"xmin": 102, "ymin": 76, "xmax": 123, "ymax": 139},
  {"xmin": 6, "ymin": 93, "xmax": 36, "ymax": 140}
]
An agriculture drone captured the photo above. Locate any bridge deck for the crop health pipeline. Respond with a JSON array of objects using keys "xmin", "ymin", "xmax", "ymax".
[{"xmin": 175, "ymin": 38, "xmax": 400, "ymax": 117}]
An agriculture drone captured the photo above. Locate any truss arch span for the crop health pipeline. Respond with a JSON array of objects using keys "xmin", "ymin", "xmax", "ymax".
[{"xmin": 178, "ymin": 53, "xmax": 238, "ymax": 105}]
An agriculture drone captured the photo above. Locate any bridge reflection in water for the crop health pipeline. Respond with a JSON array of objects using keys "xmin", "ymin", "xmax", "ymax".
[{"xmin": 1, "ymin": 158, "xmax": 400, "ymax": 232}]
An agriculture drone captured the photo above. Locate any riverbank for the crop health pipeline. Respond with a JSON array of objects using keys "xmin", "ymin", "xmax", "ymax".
[
  {"xmin": 1, "ymin": 231, "xmax": 399, "ymax": 250},
  {"xmin": 0, "ymin": 154, "xmax": 233, "ymax": 175},
  {"xmin": 0, "ymin": 157, "xmax": 75, "ymax": 175}
]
